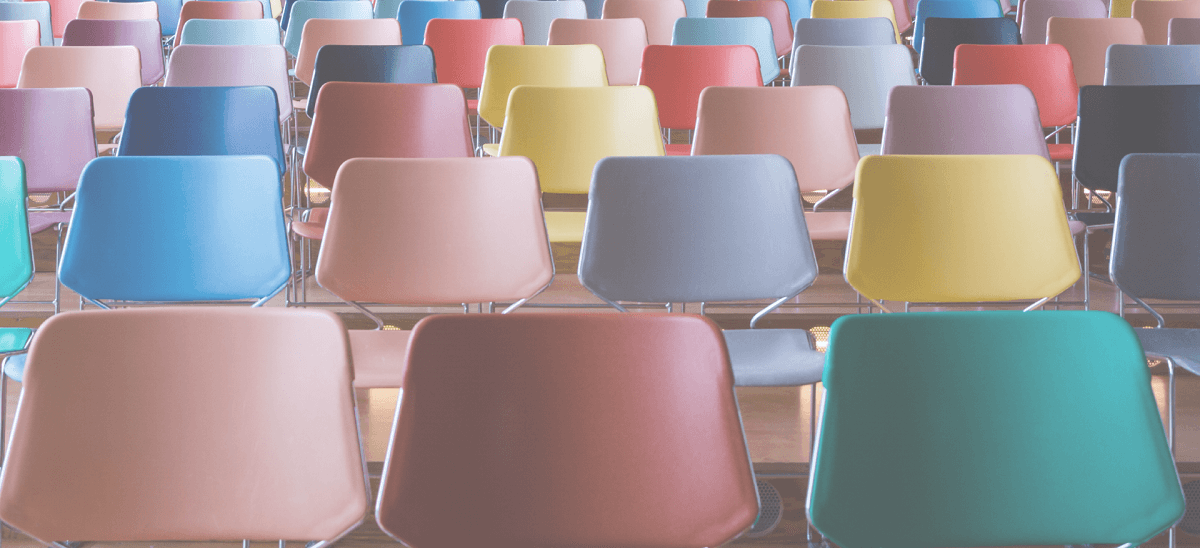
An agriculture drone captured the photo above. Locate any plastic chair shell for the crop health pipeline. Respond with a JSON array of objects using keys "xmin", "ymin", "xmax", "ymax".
[
  {"xmin": 305, "ymin": 44, "xmax": 436, "ymax": 118},
  {"xmin": 0, "ymin": 88, "xmax": 96, "ymax": 194},
  {"xmin": 1047, "ymin": 16, "xmax": 1145, "ymax": 86},
  {"xmin": 165, "ymin": 45, "xmax": 293, "ymax": 124},
  {"xmin": 177, "ymin": 18, "xmax": 281, "ymax": 45},
  {"xmin": 912, "ymin": 0, "xmax": 1004, "ymax": 52},
  {"xmin": 0, "ymin": 157, "xmax": 32, "ymax": 297},
  {"xmin": 1169, "ymin": 16, "xmax": 1200, "ymax": 43},
  {"xmin": 953, "ymin": 44, "xmax": 1077, "ymax": 128},
  {"xmin": 0, "ymin": 2, "xmax": 52, "ymax": 46},
  {"xmin": 0, "ymin": 21, "xmax": 38, "ymax": 88},
  {"xmin": 1018, "ymin": 0, "xmax": 1104, "ymax": 46},
  {"xmin": 881, "ymin": 85, "xmax": 1050, "ymax": 160},
  {"xmin": 77, "ymin": 0, "xmax": 159, "ymax": 20},
  {"xmin": 502, "ymin": 0, "xmax": 586, "ymax": 44},
  {"xmin": 637, "ymin": 44, "xmax": 762, "ymax": 131},
  {"xmin": 17, "ymin": 45, "xmax": 141, "ymax": 131},
  {"xmin": 548, "ymin": 18, "xmax": 647, "ymax": 85},
  {"xmin": 792, "ymin": 16, "xmax": 896, "ymax": 45},
  {"xmin": 809, "ymin": 0, "xmax": 900, "ymax": 44},
  {"xmin": 398, "ymin": 0, "xmax": 480, "ymax": 45},
  {"xmin": 293, "ymin": 18, "xmax": 401, "ymax": 85},
  {"xmin": 790, "ymin": 44, "xmax": 915, "ymax": 131},
  {"xmin": 1133, "ymin": 0, "xmax": 1200, "ymax": 44},
  {"xmin": 112, "ymin": 0, "xmax": 181, "ymax": 35},
  {"xmin": 671, "ymin": 16, "xmax": 780, "ymax": 84},
  {"xmin": 283, "ymin": 0, "xmax": 373, "ymax": 56},
  {"xmin": 1105, "ymin": 43, "xmax": 1200, "ymax": 84},
  {"xmin": 62, "ymin": 19, "xmax": 165, "ymax": 85},
  {"xmin": 707, "ymin": 0, "xmax": 793, "ymax": 59},
  {"xmin": 423, "ymin": 18, "xmax": 523, "ymax": 88},
  {"xmin": 174, "ymin": 0, "xmax": 263, "ymax": 47},
  {"xmin": 1112, "ymin": 153, "xmax": 1200, "ymax": 301},
  {"xmin": 476, "ymin": 44, "xmax": 608, "ymax": 128},
  {"xmin": 601, "ymin": 0, "xmax": 685, "ymax": 45},
  {"xmin": 918, "ymin": 16, "xmax": 1019, "ymax": 86}
]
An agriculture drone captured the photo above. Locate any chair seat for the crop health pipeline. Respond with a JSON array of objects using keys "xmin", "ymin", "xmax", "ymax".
[
  {"xmin": 291, "ymin": 207, "xmax": 328, "ymax": 240},
  {"xmin": 1136, "ymin": 328, "xmax": 1200, "ymax": 376},
  {"xmin": 722, "ymin": 328, "xmax": 824, "ymax": 386},
  {"xmin": 664, "ymin": 143, "xmax": 691, "ymax": 155},
  {"xmin": 1048, "ymin": 142, "xmax": 1073, "ymax": 161},
  {"xmin": 857, "ymin": 143, "xmax": 881, "ymax": 157},
  {"xmin": 545, "ymin": 210, "xmax": 586, "ymax": 243},
  {"xmin": 1068, "ymin": 218, "xmax": 1086, "ymax": 235},
  {"xmin": 805, "ymin": 210, "xmax": 851, "ymax": 240},
  {"xmin": 27, "ymin": 210, "xmax": 72, "ymax": 234},
  {"xmin": 349, "ymin": 328, "xmax": 412, "ymax": 388},
  {"xmin": 293, "ymin": 97, "xmax": 308, "ymax": 112},
  {"xmin": 481, "ymin": 142, "xmax": 499, "ymax": 156},
  {"xmin": 1073, "ymin": 211, "xmax": 1115, "ymax": 226},
  {"xmin": 0, "ymin": 328, "xmax": 36, "ymax": 382}
]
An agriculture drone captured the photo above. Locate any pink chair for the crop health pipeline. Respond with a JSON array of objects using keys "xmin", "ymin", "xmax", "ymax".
[
  {"xmin": 45, "ymin": 0, "xmax": 88, "ymax": 40},
  {"xmin": 1018, "ymin": 0, "xmax": 1105, "ymax": 46},
  {"xmin": 423, "ymin": 18, "xmax": 523, "ymax": 114},
  {"xmin": 1047, "ymin": 16, "xmax": 1145, "ymax": 86},
  {"xmin": 881, "ymin": 85, "xmax": 1050, "ymax": 158},
  {"xmin": 77, "ymin": 0, "xmax": 159, "ymax": 20},
  {"xmin": 62, "ymin": 19, "xmax": 165, "ymax": 85},
  {"xmin": 0, "ymin": 21, "xmax": 38, "ymax": 88},
  {"xmin": 293, "ymin": 18, "xmax": 401, "ymax": 86},
  {"xmin": 548, "ymin": 18, "xmax": 647, "ymax": 86},
  {"xmin": 17, "ymin": 45, "xmax": 142, "ymax": 132},
  {"xmin": 1133, "ymin": 0, "xmax": 1200, "ymax": 44},
  {"xmin": 601, "ymin": 0, "xmax": 686, "ymax": 45}
]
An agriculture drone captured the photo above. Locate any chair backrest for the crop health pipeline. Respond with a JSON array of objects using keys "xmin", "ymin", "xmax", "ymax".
[
  {"xmin": 178, "ymin": 18, "xmax": 281, "ymax": 44},
  {"xmin": 316, "ymin": 157, "xmax": 553, "ymax": 305},
  {"xmin": 790, "ymin": 44, "xmax": 915, "ymax": 130},
  {"xmin": 0, "ymin": 307, "xmax": 368, "ymax": 543},
  {"xmin": 1047, "ymin": 16, "xmax": 1145, "ymax": 86},
  {"xmin": 17, "ymin": 45, "xmax": 141, "ymax": 131},
  {"xmin": 809, "ymin": 0, "xmax": 901, "ymax": 44},
  {"xmin": 1133, "ymin": 0, "xmax": 1200, "ymax": 43},
  {"xmin": 693, "ymin": 86, "xmax": 858, "ymax": 193},
  {"xmin": 1074, "ymin": 85, "xmax": 1200, "ymax": 194},
  {"xmin": 423, "ymin": 18, "xmax": 523, "ymax": 88},
  {"xmin": 707, "ymin": 0, "xmax": 793, "ymax": 58},
  {"xmin": 306, "ymin": 45, "xmax": 435, "ymax": 117},
  {"xmin": 376, "ymin": 313, "xmax": 757, "ymax": 548},
  {"xmin": 305, "ymin": 82, "xmax": 473, "ymax": 188},
  {"xmin": 918, "ymin": 16, "xmax": 1019, "ymax": 85},
  {"xmin": 373, "ymin": 0, "xmax": 400, "ymax": 19},
  {"xmin": 1017, "ymin": 0, "xmax": 1104, "ymax": 46},
  {"xmin": 165, "ymin": 44, "xmax": 292, "ymax": 123},
  {"xmin": 281, "ymin": 0, "xmax": 357, "ymax": 28},
  {"xmin": 1112, "ymin": 153, "xmax": 1200, "ymax": 301},
  {"xmin": 671, "ymin": 16, "xmax": 780, "ymax": 84},
  {"xmin": 283, "ymin": 0, "xmax": 373, "ymax": 56},
  {"xmin": 46, "ymin": 0, "xmax": 86, "ymax": 39},
  {"xmin": 912, "ymin": 0, "xmax": 1004, "ymax": 51},
  {"xmin": 548, "ymin": 18, "xmax": 647, "ymax": 85},
  {"xmin": 792, "ymin": 16, "xmax": 896, "ymax": 45},
  {"xmin": 0, "ymin": 2, "xmax": 52, "ymax": 46},
  {"xmin": 78, "ymin": 0, "xmax": 159, "ymax": 20},
  {"xmin": 117, "ymin": 86, "xmax": 286, "ymax": 177},
  {"xmin": 637, "ymin": 44, "xmax": 762, "ymax": 130},
  {"xmin": 476, "ymin": 44, "xmax": 607, "ymax": 128},
  {"xmin": 174, "ymin": 0, "xmax": 263, "ymax": 46},
  {"xmin": 1111, "ymin": 0, "xmax": 1135, "ymax": 17},
  {"xmin": 62, "ymin": 19, "xmax": 165, "ymax": 85},
  {"xmin": 953, "ymin": 44, "xmax": 1077, "ymax": 128},
  {"xmin": 59, "ymin": 156, "xmax": 290, "ymax": 303},
  {"xmin": 399, "ymin": 0, "xmax": 480, "ymax": 45},
  {"xmin": 0, "ymin": 157, "xmax": 32, "ymax": 298},
  {"xmin": 497, "ymin": 85, "xmax": 664, "ymax": 194},
  {"xmin": 1169, "ymin": 16, "xmax": 1200, "ymax": 43},
  {"xmin": 112, "ymin": 0, "xmax": 180, "ymax": 34},
  {"xmin": 0, "ymin": 21, "xmax": 38, "ymax": 88},
  {"xmin": 601, "ymin": 0, "xmax": 685, "ymax": 45},
  {"xmin": 502, "ymin": 0, "xmax": 586, "ymax": 44},
  {"xmin": 812, "ymin": 310, "xmax": 1182, "ymax": 547},
  {"xmin": 845, "ymin": 155, "xmax": 1079, "ymax": 303},
  {"xmin": 881, "ymin": 85, "xmax": 1050, "ymax": 160},
  {"xmin": 293, "ymin": 18, "xmax": 401, "ymax": 85},
  {"xmin": 1105, "ymin": 43, "xmax": 1200, "ymax": 84},
  {"xmin": 579, "ymin": 154, "xmax": 818, "ymax": 303},
  {"xmin": 0, "ymin": 88, "xmax": 96, "ymax": 194}
]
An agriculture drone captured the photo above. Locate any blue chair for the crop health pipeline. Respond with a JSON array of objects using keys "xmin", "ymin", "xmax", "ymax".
[
  {"xmin": 178, "ymin": 18, "xmax": 282, "ymax": 45},
  {"xmin": 672, "ymin": 16, "xmax": 780, "ymax": 84},
  {"xmin": 113, "ymin": 0, "xmax": 182, "ymax": 36},
  {"xmin": 281, "ymin": 0, "xmax": 363, "ymax": 31},
  {"xmin": 782, "ymin": 0, "xmax": 811, "ymax": 25},
  {"xmin": 283, "ymin": 0, "xmax": 373, "ymax": 55},
  {"xmin": 0, "ymin": 2, "xmax": 52, "ymax": 46},
  {"xmin": 117, "ymin": 86, "xmax": 286, "ymax": 178},
  {"xmin": 912, "ymin": 0, "xmax": 1003, "ymax": 52},
  {"xmin": 306, "ymin": 44, "xmax": 436, "ymax": 117},
  {"xmin": 398, "ymin": 0, "xmax": 480, "ymax": 44},
  {"xmin": 374, "ymin": 0, "xmax": 403, "ymax": 18},
  {"xmin": 209, "ymin": 0, "xmax": 274, "ymax": 18}
]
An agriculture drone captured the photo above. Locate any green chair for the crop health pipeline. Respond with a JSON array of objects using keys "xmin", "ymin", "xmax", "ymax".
[{"xmin": 810, "ymin": 310, "xmax": 1183, "ymax": 548}]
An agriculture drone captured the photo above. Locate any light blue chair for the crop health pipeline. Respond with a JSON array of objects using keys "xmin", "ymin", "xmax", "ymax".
[
  {"xmin": 178, "ymin": 17, "xmax": 282, "ymax": 45},
  {"xmin": 112, "ymin": 0, "xmax": 182, "ymax": 36},
  {"xmin": 681, "ymin": 0, "xmax": 705, "ymax": 16},
  {"xmin": 911, "ymin": 0, "xmax": 1003, "ymax": 52},
  {"xmin": 398, "ymin": 0, "xmax": 479, "ymax": 44},
  {"xmin": 373, "ymin": 0, "xmax": 404, "ymax": 18},
  {"xmin": 782, "ymin": 0, "xmax": 811, "ymax": 25},
  {"xmin": 281, "ymin": 0, "xmax": 361, "ymax": 30},
  {"xmin": 672, "ymin": 16, "xmax": 779, "ymax": 84},
  {"xmin": 1105, "ymin": 44, "xmax": 1200, "ymax": 84},
  {"xmin": 0, "ymin": 2, "xmax": 52, "ymax": 46},
  {"xmin": 283, "ymin": 0, "xmax": 373, "ymax": 55},
  {"xmin": 209, "ymin": 0, "xmax": 274, "ymax": 17}
]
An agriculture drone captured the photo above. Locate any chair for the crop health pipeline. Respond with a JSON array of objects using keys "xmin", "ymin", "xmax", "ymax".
[
  {"xmin": 1105, "ymin": 44, "xmax": 1200, "ymax": 84},
  {"xmin": 548, "ymin": 18, "xmax": 647, "ymax": 85},
  {"xmin": 373, "ymin": 0, "xmax": 402, "ymax": 18},
  {"xmin": 165, "ymin": 45, "xmax": 293, "ymax": 128},
  {"xmin": 0, "ymin": 2, "xmax": 52, "ymax": 46},
  {"xmin": 775, "ymin": 0, "xmax": 812, "ymax": 26},
  {"xmin": 790, "ymin": 44, "xmax": 916, "ymax": 157},
  {"xmin": 313, "ymin": 157, "xmax": 554, "ymax": 388},
  {"xmin": 282, "ymin": 0, "xmax": 360, "ymax": 29},
  {"xmin": 46, "ymin": 0, "xmax": 87, "ymax": 41},
  {"xmin": 0, "ymin": 157, "xmax": 35, "ymax": 439},
  {"xmin": 706, "ymin": 0, "xmax": 794, "ymax": 62},
  {"xmin": 601, "ymin": 0, "xmax": 686, "ymax": 45},
  {"xmin": 62, "ymin": 19, "xmax": 165, "ymax": 86},
  {"xmin": 809, "ymin": 0, "xmax": 901, "ymax": 45},
  {"xmin": 305, "ymin": 45, "xmax": 436, "ymax": 118},
  {"xmin": 1133, "ymin": 0, "xmax": 1200, "ymax": 44},
  {"xmin": 1169, "ymin": 16, "xmax": 1200, "ymax": 43},
  {"xmin": 112, "ymin": 0, "xmax": 181, "ymax": 35},
  {"xmin": 503, "ymin": 0, "xmax": 586, "ymax": 44},
  {"xmin": 475, "ymin": 44, "xmax": 608, "ymax": 132},
  {"xmin": 917, "ymin": 17, "xmax": 1019, "ymax": 85},
  {"xmin": 293, "ymin": 18, "xmax": 402, "ymax": 86},
  {"xmin": 479, "ymin": 0, "xmax": 510, "ymax": 18},
  {"xmin": 692, "ymin": 86, "xmax": 859, "ymax": 241},
  {"xmin": 881, "ymin": 85, "xmax": 1051, "ymax": 160},
  {"xmin": 791, "ymin": 16, "xmax": 896, "ymax": 45},
  {"xmin": 375, "ymin": 313, "xmax": 757, "ymax": 548},
  {"xmin": 177, "ymin": 18, "xmax": 282, "ymax": 45},
  {"xmin": 1018, "ymin": 0, "xmax": 1105, "ymax": 47},
  {"xmin": 0, "ymin": 21, "xmax": 38, "ymax": 88},
  {"xmin": 912, "ymin": 0, "xmax": 1005, "ymax": 51},
  {"xmin": 0, "ymin": 307, "xmax": 368, "ymax": 545},
  {"xmin": 1047, "ymin": 16, "xmax": 1145, "ymax": 86},
  {"xmin": 173, "ymin": 0, "xmax": 263, "ymax": 47},
  {"xmin": 423, "ymin": 18, "xmax": 523, "ymax": 102},
  {"xmin": 17, "ymin": 46, "xmax": 142, "ymax": 132},
  {"xmin": 399, "ymin": 0, "xmax": 480, "ymax": 45},
  {"xmin": 637, "ymin": 45, "xmax": 762, "ymax": 154},
  {"xmin": 283, "ymin": 0, "xmax": 373, "ymax": 56},
  {"xmin": 845, "ymin": 155, "xmax": 1079, "ymax": 308},
  {"xmin": 496, "ymin": 85, "xmax": 664, "ymax": 243},
  {"xmin": 810, "ymin": 311, "xmax": 1182, "ymax": 547},
  {"xmin": 953, "ymin": 44, "xmax": 1078, "ymax": 162},
  {"xmin": 77, "ymin": 0, "xmax": 159, "ymax": 21},
  {"xmin": 578, "ymin": 154, "xmax": 825, "ymax": 388},
  {"xmin": 671, "ymin": 16, "xmax": 780, "ymax": 84}
]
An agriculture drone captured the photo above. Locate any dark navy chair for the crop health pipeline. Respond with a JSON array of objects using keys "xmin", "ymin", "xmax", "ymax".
[{"xmin": 305, "ymin": 44, "xmax": 436, "ymax": 118}]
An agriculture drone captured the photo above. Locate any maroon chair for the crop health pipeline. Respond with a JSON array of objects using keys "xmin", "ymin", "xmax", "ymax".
[{"xmin": 61, "ymin": 19, "xmax": 165, "ymax": 85}]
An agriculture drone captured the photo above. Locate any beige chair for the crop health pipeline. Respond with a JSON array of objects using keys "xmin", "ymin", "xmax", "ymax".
[
  {"xmin": 1132, "ymin": 0, "xmax": 1200, "ymax": 43},
  {"xmin": 293, "ymin": 18, "xmax": 401, "ymax": 86},
  {"xmin": 17, "ymin": 45, "xmax": 142, "ymax": 131},
  {"xmin": 548, "ymin": 18, "xmax": 648, "ymax": 85},
  {"xmin": 601, "ymin": 0, "xmax": 685, "ymax": 45},
  {"xmin": 1047, "ymin": 16, "xmax": 1145, "ymax": 86},
  {"xmin": 77, "ymin": 0, "xmax": 158, "ymax": 20}
]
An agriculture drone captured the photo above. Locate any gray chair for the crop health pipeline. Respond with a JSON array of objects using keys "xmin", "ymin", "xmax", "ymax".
[
  {"xmin": 1104, "ymin": 44, "xmax": 1200, "ymax": 84},
  {"xmin": 1169, "ymin": 16, "xmax": 1200, "ymax": 43},
  {"xmin": 502, "ymin": 0, "xmax": 586, "ymax": 45},
  {"xmin": 792, "ymin": 17, "xmax": 897, "ymax": 46},
  {"xmin": 0, "ymin": 1, "xmax": 51, "ymax": 46},
  {"xmin": 578, "ymin": 154, "xmax": 824, "ymax": 388}
]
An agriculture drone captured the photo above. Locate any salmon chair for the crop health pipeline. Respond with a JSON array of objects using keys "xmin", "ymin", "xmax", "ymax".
[
  {"xmin": 173, "ymin": 0, "xmax": 263, "ymax": 47},
  {"xmin": 77, "ymin": 0, "xmax": 159, "ymax": 21},
  {"xmin": 600, "ymin": 0, "xmax": 685, "ymax": 45},
  {"xmin": 1133, "ymin": 0, "xmax": 1200, "ymax": 44},
  {"xmin": 1046, "ymin": 16, "xmax": 1145, "ymax": 86},
  {"xmin": 0, "ymin": 2, "xmax": 51, "ymax": 47},
  {"xmin": 17, "ymin": 45, "xmax": 142, "ymax": 132},
  {"xmin": 0, "ymin": 21, "xmax": 39, "ymax": 88},
  {"xmin": 62, "ymin": 19, "xmax": 165, "ymax": 85},
  {"xmin": 547, "ymin": 18, "xmax": 648, "ymax": 85},
  {"xmin": 423, "ymin": 18, "xmax": 524, "ymax": 109}
]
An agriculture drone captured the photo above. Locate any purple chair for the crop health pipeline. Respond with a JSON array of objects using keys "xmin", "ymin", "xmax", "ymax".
[
  {"xmin": 881, "ymin": 84, "xmax": 1051, "ymax": 159},
  {"xmin": 61, "ymin": 19, "xmax": 165, "ymax": 85},
  {"xmin": 1019, "ymin": 0, "xmax": 1106, "ymax": 46},
  {"xmin": 1169, "ymin": 17, "xmax": 1200, "ymax": 43}
]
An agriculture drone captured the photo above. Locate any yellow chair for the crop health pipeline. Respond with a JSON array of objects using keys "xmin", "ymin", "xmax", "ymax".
[
  {"xmin": 496, "ymin": 85, "xmax": 664, "ymax": 243},
  {"xmin": 475, "ymin": 44, "xmax": 608, "ymax": 136},
  {"xmin": 810, "ymin": 0, "xmax": 902, "ymax": 43},
  {"xmin": 844, "ymin": 155, "xmax": 1080, "ymax": 309}
]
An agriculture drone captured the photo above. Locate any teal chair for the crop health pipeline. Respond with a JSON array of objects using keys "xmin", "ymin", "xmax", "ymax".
[
  {"xmin": 810, "ymin": 311, "xmax": 1184, "ymax": 548},
  {"xmin": 672, "ymin": 16, "xmax": 779, "ymax": 84},
  {"xmin": 0, "ymin": 157, "xmax": 37, "ymax": 465}
]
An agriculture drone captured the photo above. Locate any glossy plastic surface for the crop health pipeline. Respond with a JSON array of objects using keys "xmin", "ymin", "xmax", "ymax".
[
  {"xmin": 638, "ymin": 45, "xmax": 761, "ymax": 130},
  {"xmin": 707, "ymin": 0, "xmax": 793, "ymax": 57},
  {"xmin": 601, "ymin": 0, "xmax": 685, "ymax": 45},
  {"xmin": 790, "ymin": 44, "xmax": 914, "ymax": 130},
  {"xmin": 548, "ymin": 18, "xmax": 647, "ymax": 85},
  {"xmin": 293, "ymin": 18, "xmax": 401, "ymax": 85},
  {"xmin": 1018, "ymin": 0, "xmax": 1104, "ymax": 46},
  {"xmin": 1106, "ymin": 43, "xmax": 1200, "ymax": 84},
  {"xmin": 1133, "ymin": 0, "xmax": 1200, "ymax": 43},
  {"xmin": 62, "ymin": 19, "xmax": 165, "ymax": 85},
  {"xmin": 881, "ymin": 85, "xmax": 1050, "ymax": 160},
  {"xmin": 918, "ymin": 16, "xmax": 1018, "ymax": 85},
  {"xmin": 953, "ymin": 44, "xmax": 1077, "ymax": 127},
  {"xmin": 282, "ymin": 0, "xmax": 373, "ymax": 56},
  {"xmin": 0, "ymin": 88, "xmax": 96, "ymax": 193},
  {"xmin": 672, "ymin": 16, "xmax": 780, "ymax": 83},
  {"xmin": 912, "ymin": 0, "xmax": 1004, "ymax": 51},
  {"xmin": 0, "ymin": 157, "xmax": 32, "ymax": 298},
  {"xmin": 0, "ymin": 2, "xmax": 51, "ymax": 46},
  {"xmin": 165, "ymin": 45, "xmax": 292, "ymax": 123},
  {"xmin": 77, "ymin": 1, "xmax": 159, "ymax": 20},
  {"xmin": 792, "ymin": 16, "xmax": 896, "ymax": 45},
  {"xmin": 424, "ymin": 18, "xmax": 522, "ymax": 87},
  {"xmin": 476, "ymin": 44, "xmax": 607, "ymax": 128},
  {"xmin": 17, "ymin": 46, "xmax": 141, "ymax": 131},
  {"xmin": 809, "ymin": 0, "xmax": 900, "ymax": 44},
  {"xmin": 173, "ymin": 0, "xmax": 262, "ymax": 47},
  {"xmin": 501, "ymin": 0, "xmax": 586, "ymax": 44},
  {"xmin": 305, "ymin": 45, "xmax": 435, "ymax": 117},
  {"xmin": 177, "ymin": 18, "xmax": 281, "ymax": 44},
  {"xmin": 398, "ymin": 0, "xmax": 479, "ymax": 45},
  {"xmin": 1112, "ymin": 154, "xmax": 1200, "ymax": 301},
  {"xmin": 1047, "ymin": 16, "xmax": 1145, "ymax": 86},
  {"xmin": 0, "ymin": 21, "xmax": 38, "ymax": 88}
]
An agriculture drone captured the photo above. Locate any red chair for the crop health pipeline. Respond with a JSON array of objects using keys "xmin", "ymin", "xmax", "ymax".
[
  {"xmin": 423, "ymin": 18, "xmax": 523, "ymax": 113},
  {"xmin": 706, "ymin": 0, "xmax": 793, "ymax": 62},
  {"xmin": 953, "ymin": 44, "xmax": 1078, "ymax": 163},
  {"xmin": 637, "ymin": 44, "xmax": 762, "ymax": 155},
  {"xmin": 173, "ymin": 0, "xmax": 263, "ymax": 47},
  {"xmin": 0, "ymin": 21, "xmax": 38, "ymax": 88}
]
